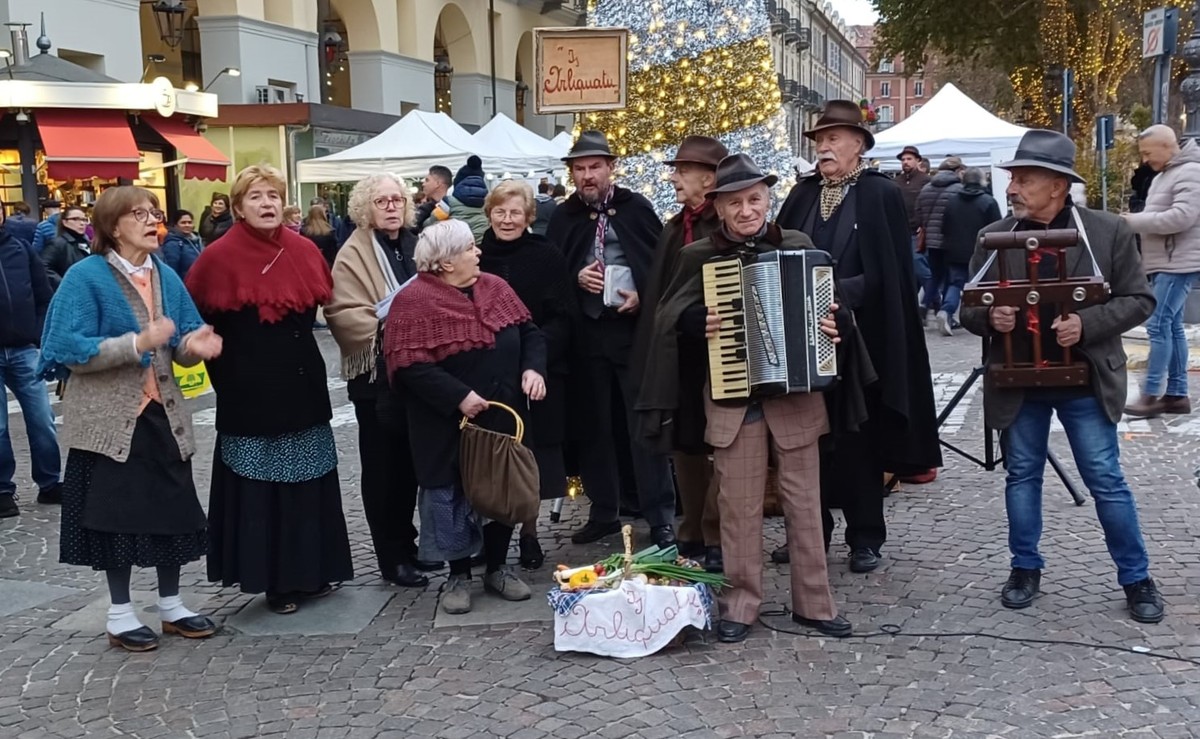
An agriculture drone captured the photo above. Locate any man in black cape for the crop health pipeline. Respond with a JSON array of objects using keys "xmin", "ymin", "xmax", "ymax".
[
  {"xmin": 546, "ymin": 130, "xmax": 677, "ymax": 547},
  {"xmin": 775, "ymin": 100, "xmax": 942, "ymax": 573}
]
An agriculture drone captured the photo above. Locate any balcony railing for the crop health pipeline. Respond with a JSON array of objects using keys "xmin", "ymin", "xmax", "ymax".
[{"xmin": 792, "ymin": 22, "xmax": 810, "ymax": 50}]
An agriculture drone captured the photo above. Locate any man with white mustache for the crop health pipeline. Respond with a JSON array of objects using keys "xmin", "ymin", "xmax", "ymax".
[{"xmin": 775, "ymin": 101, "xmax": 941, "ymax": 574}]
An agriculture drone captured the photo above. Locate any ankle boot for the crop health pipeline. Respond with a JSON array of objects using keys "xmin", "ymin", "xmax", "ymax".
[{"xmin": 1124, "ymin": 394, "xmax": 1165, "ymax": 418}]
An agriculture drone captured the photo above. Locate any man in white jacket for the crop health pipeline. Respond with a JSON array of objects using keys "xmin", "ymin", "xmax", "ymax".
[{"xmin": 1124, "ymin": 125, "xmax": 1200, "ymax": 417}]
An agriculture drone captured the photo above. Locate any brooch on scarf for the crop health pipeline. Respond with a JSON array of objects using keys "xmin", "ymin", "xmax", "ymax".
[{"xmin": 589, "ymin": 212, "xmax": 598, "ymax": 220}]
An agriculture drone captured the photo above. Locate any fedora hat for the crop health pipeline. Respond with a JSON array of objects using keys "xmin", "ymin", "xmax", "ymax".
[
  {"xmin": 666, "ymin": 135, "xmax": 729, "ymax": 169},
  {"xmin": 562, "ymin": 130, "xmax": 615, "ymax": 161},
  {"xmin": 897, "ymin": 145, "xmax": 921, "ymax": 160},
  {"xmin": 804, "ymin": 99, "xmax": 875, "ymax": 151},
  {"xmin": 998, "ymin": 129, "xmax": 1085, "ymax": 183},
  {"xmin": 705, "ymin": 153, "xmax": 778, "ymax": 198}
]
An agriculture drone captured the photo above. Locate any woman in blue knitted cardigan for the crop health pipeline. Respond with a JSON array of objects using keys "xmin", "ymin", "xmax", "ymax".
[{"xmin": 40, "ymin": 186, "xmax": 224, "ymax": 652}]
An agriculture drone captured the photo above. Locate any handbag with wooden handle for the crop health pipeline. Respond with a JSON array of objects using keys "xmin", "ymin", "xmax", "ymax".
[{"xmin": 458, "ymin": 401, "xmax": 540, "ymax": 525}]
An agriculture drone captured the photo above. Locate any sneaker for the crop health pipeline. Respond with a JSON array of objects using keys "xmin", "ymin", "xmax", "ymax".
[
  {"xmin": 1000, "ymin": 567, "xmax": 1041, "ymax": 609},
  {"xmin": 0, "ymin": 493, "xmax": 17, "ymax": 518},
  {"xmin": 937, "ymin": 310, "xmax": 953, "ymax": 337},
  {"xmin": 440, "ymin": 574, "xmax": 472, "ymax": 615},
  {"xmin": 570, "ymin": 519, "xmax": 621, "ymax": 544},
  {"xmin": 37, "ymin": 484, "xmax": 63, "ymax": 505},
  {"xmin": 518, "ymin": 535, "xmax": 544, "ymax": 570},
  {"xmin": 1161, "ymin": 395, "xmax": 1192, "ymax": 415},
  {"xmin": 1123, "ymin": 577, "xmax": 1165, "ymax": 624},
  {"xmin": 483, "ymin": 567, "xmax": 531, "ymax": 601}
]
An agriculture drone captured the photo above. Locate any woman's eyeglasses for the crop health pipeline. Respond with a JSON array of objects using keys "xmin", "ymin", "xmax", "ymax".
[
  {"xmin": 373, "ymin": 196, "xmax": 407, "ymax": 210},
  {"xmin": 130, "ymin": 208, "xmax": 165, "ymax": 224}
]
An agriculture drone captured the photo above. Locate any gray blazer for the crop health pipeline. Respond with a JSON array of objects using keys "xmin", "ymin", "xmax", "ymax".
[{"xmin": 960, "ymin": 206, "xmax": 1154, "ymax": 429}]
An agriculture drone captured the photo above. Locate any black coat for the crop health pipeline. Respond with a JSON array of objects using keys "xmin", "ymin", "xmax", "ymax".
[
  {"xmin": 303, "ymin": 227, "xmax": 340, "ymax": 267},
  {"xmin": 200, "ymin": 306, "xmax": 333, "ymax": 437},
  {"xmin": 199, "ymin": 209, "xmax": 233, "ymax": 243},
  {"xmin": 393, "ymin": 320, "xmax": 546, "ymax": 488},
  {"xmin": 0, "ymin": 229, "xmax": 51, "ymax": 348},
  {"xmin": 777, "ymin": 170, "xmax": 942, "ymax": 471},
  {"xmin": 41, "ymin": 231, "xmax": 90, "ymax": 290},
  {"xmin": 479, "ymin": 229, "xmax": 577, "ymax": 448},
  {"xmin": 943, "ymin": 184, "xmax": 1002, "ymax": 265}
]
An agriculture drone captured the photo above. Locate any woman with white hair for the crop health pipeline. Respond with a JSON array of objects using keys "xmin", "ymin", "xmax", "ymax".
[
  {"xmin": 384, "ymin": 219, "xmax": 547, "ymax": 615},
  {"xmin": 325, "ymin": 172, "xmax": 430, "ymax": 589}
]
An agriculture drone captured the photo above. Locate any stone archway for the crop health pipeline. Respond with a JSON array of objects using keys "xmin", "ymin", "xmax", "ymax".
[{"xmin": 434, "ymin": 2, "xmax": 487, "ymax": 128}]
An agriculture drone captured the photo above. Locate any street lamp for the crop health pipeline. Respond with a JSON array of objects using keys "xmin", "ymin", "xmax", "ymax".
[
  {"xmin": 145, "ymin": 0, "xmax": 187, "ymax": 49},
  {"xmin": 202, "ymin": 66, "xmax": 240, "ymax": 92},
  {"xmin": 434, "ymin": 56, "xmax": 454, "ymax": 114},
  {"xmin": 1182, "ymin": 1, "xmax": 1200, "ymax": 140}
]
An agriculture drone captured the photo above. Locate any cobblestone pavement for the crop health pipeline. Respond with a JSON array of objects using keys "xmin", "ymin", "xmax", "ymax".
[{"xmin": 3, "ymin": 328, "xmax": 1200, "ymax": 738}]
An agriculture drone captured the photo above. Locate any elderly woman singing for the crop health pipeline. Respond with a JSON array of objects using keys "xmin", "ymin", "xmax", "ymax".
[
  {"xmin": 325, "ymin": 173, "xmax": 429, "ymax": 587},
  {"xmin": 385, "ymin": 219, "xmax": 546, "ymax": 615}
]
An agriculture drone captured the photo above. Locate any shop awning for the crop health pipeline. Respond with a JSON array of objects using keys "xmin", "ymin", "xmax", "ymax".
[
  {"xmin": 144, "ymin": 115, "xmax": 230, "ymax": 181},
  {"xmin": 35, "ymin": 109, "xmax": 141, "ymax": 181}
]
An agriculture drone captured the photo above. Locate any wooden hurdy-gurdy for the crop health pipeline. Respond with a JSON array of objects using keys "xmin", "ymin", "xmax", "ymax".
[{"xmin": 702, "ymin": 249, "xmax": 838, "ymax": 401}]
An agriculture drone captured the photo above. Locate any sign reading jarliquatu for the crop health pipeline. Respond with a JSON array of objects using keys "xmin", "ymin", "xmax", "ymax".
[{"xmin": 535, "ymin": 27, "xmax": 628, "ymax": 114}]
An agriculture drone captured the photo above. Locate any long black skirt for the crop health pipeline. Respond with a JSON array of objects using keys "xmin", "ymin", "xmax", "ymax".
[
  {"xmin": 59, "ymin": 403, "xmax": 207, "ymax": 571},
  {"xmin": 206, "ymin": 452, "xmax": 354, "ymax": 594}
]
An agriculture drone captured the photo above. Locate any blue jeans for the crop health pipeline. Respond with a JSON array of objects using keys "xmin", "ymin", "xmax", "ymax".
[
  {"xmin": 0, "ymin": 346, "xmax": 61, "ymax": 494},
  {"xmin": 1003, "ymin": 392, "xmax": 1150, "ymax": 586},
  {"xmin": 935, "ymin": 259, "xmax": 969, "ymax": 319},
  {"xmin": 1143, "ymin": 272, "xmax": 1199, "ymax": 397},
  {"xmin": 911, "ymin": 236, "xmax": 933, "ymax": 307}
]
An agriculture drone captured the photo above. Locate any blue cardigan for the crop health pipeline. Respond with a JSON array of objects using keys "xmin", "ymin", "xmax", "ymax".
[{"xmin": 39, "ymin": 253, "xmax": 204, "ymax": 380}]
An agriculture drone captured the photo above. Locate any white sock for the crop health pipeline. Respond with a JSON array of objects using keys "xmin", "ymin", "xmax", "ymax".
[
  {"xmin": 107, "ymin": 602, "xmax": 144, "ymax": 635},
  {"xmin": 157, "ymin": 595, "xmax": 198, "ymax": 623}
]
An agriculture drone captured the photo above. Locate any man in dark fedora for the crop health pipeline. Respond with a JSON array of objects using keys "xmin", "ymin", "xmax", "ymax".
[
  {"xmin": 546, "ymin": 130, "xmax": 677, "ymax": 547},
  {"xmin": 634, "ymin": 135, "xmax": 728, "ymax": 572},
  {"xmin": 896, "ymin": 145, "xmax": 930, "ymax": 241},
  {"xmin": 960, "ymin": 129, "xmax": 1164, "ymax": 624},
  {"xmin": 776, "ymin": 100, "xmax": 941, "ymax": 574},
  {"xmin": 643, "ymin": 153, "xmax": 854, "ymax": 643}
]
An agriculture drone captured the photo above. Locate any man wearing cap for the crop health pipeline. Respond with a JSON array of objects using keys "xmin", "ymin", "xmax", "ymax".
[
  {"xmin": 546, "ymin": 131, "xmax": 677, "ymax": 547},
  {"xmin": 776, "ymin": 100, "xmax": 941, "ymax": 574},
  {"xmin": 634, "ymin": 135, "xmax": 728, "ymax": 572},
  {"xmin": 916, "ymin": 156, "xmax": 966, "ymax": 332},
  {"xmin": 960, "ymin": 129, "xmax": 1164, "ymax": 624},
  {"xmin": 644, "ymin": 153, "xmax": 854, "ymax": 643}
]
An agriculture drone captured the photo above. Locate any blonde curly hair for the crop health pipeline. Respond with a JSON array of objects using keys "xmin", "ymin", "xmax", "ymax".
[{"xmin": 347, "ymin": 173, "xmax": 415, "ymax": 231}]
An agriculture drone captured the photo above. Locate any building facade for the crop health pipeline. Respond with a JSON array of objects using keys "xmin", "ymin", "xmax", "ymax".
[
  {"xmin": 768, "ymin": 1, "xmax": 867, "ymax": 161},
  {"xmin": 852, "ymin": 24, "xmax": 936, "ymax": 133}
]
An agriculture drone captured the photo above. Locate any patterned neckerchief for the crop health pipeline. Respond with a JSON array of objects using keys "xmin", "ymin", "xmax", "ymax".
[{"xmin": 819, "ymin": 160, "xmax": 868, "ymax": 221}]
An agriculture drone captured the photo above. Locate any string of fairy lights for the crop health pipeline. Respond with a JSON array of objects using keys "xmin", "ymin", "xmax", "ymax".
[{"xmin": 579, "ymin": 0, "xmax": 797, "ymax": 216}]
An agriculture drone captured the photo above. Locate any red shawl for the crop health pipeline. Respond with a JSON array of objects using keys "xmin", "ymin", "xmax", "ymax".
[
  {"xmin": 385, "ymin": 272, "xmax": 531, "ymax": 372},
  {"xmin": 185, "ymin": 221, "xmax": 333, "ymax": 323}
]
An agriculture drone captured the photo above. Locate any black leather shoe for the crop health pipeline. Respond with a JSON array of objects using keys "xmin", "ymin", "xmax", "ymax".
[
  {"xmin": 0, "ymin": 494, "xmax": 17, "ymax": 518},
  {"xmin": 849, "ymin": 548, "xmax": 881, "ymax": 573},
  {"xmin": 770, "ymin": 545, "xmax": 789, "ymax": 564},
  {"xmin": 413, "ymin": 559, "xmax": 445, "ymax": 572},
  {"xmin": 716, "ymin": 620, "xmax": 751, "ymax": 643},
  {"xmin": 37, "ymin": 484, "xmax": 62, "ymax": 505},
  {"xmin": 518, "ymin": 535, "xmax": 545, "ymax": 570},
  {"xmin": 650, "ymin": 525, "xmax": 677, "ymax": 548},
  {"xmin": 791, "ymin": 613, "xmax": 853, "ymax": 638},
  {"xmin": 571, "ymin": 519, "xmax": 621, "ymax": 544},
  {"xmin": 107, "ymin": 626, "xmax": 160, "ymax": 651},
  {"xmin": 677, "ymin": 540, "xmax": 705, "ymax": 559},
  {"xmin": 1124, "ymin": 577, "xmax": 1165, "ymax": 624},
  {"xmin": 383, "ymin": 563, "xmax": 429, "ymax": 588},
  {"xmin": 704, "ymin": 546, "xmax": 724, "ymax": 573},
  {"xmin": 162, "ymin": 615, "xmax": 217, "ymax": 639},
  {"xmin": 1000, "ymin": 567, "xmax": 1041, "ymax": 609}
]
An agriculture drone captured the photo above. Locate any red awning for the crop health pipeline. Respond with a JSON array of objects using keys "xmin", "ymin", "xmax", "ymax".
[
  {"xmin": 144, "ymin": 115, "xmax": 230, "ymax": 181},
  {"xmin": 35, "ymin": 109, "xmax": 141, "ymax": 181}
]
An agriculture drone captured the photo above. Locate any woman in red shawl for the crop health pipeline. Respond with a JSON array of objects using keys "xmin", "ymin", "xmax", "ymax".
[
  {"xmin": 385, "ymin": 219, "xmax": 547, "ymax": 616},
  {"xmin": 186, "ymin": 165, "xmax": 354, "ymax": 615}
]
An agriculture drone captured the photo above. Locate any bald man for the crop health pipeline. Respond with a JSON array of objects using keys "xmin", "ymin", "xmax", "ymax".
[{"xmin": 1123, "ymin": 125, "xmax": 1200, "ymax": 418}]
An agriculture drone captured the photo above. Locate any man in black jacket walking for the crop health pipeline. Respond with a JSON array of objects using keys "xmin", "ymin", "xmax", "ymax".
[
  {"xmin": 939, "ymin": 167, "xmax": 1001, "ymax": 336},
  {"xmin": 0, "ymin": 206, "xmax": 61, "ymax": 517}
]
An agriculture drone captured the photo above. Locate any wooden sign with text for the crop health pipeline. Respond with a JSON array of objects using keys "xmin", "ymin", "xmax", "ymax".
[{"xmin": 534, "ymin": 27, "xmax": 628, "ymax": 114}]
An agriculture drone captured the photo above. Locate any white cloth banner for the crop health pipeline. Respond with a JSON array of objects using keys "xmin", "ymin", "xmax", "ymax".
[{"xmin": 551, "ymin": 580, "xmax": 713, "ymax": 658}]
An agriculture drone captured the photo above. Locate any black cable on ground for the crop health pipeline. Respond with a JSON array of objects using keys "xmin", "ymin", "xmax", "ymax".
[{"xmin": 756, "ymin": 607, "xmax": 1200, "ymax": 667}]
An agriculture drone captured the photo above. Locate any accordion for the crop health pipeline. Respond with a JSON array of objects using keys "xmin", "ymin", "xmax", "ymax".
[{"xmin": 701, "ymin": 249, "xmax": 838, "ymax": 401}]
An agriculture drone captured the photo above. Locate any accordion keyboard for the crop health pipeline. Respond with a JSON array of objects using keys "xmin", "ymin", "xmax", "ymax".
[{"xmin": 702, "ymin": 259, "xmax": 750, "ymax": 400}]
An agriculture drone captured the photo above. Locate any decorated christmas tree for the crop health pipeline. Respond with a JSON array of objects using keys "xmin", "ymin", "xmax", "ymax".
[{"xmin": 582, "ymin": 0, "xmax": 795, "ymax": 217}]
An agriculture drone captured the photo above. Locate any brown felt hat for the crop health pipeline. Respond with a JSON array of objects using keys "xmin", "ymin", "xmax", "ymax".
[
  {"xmin": 898, "ymin": 145, "xmax": 922, "ymax": 160},
  {"xmin": 804, "ymin": 99, "xmax": 875, "ymax": 151},
  {"xmin": 666, "ymin": 136, "xmax": 729, "ymax": 169}
]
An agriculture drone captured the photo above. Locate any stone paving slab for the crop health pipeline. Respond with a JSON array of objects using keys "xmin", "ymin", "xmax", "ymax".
[
  {"xmin": 223, "ymin": 585, "xmax": 393, "ymax": 636},
  {"xmin": 50, "ymin": 590, "xmax": 212, "ymax": 635},
  {"xmin": 0, "ymin": 578, "xmax": 80, "ymax": 619}
]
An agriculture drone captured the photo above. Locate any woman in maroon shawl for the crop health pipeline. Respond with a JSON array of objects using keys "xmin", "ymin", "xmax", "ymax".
[
  {"xmin": 186, "ymin": 164, "xmax": 354, "ymax": 615},
  {"xmin": 385, "ymin": 219, "xmax": 547, "ymax": 616}
]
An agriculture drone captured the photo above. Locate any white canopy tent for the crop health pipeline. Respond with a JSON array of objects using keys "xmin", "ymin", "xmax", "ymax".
[
  {"xmin": 866, "ymin": 83, "xmax": 1029, "ymax": 170},
  {"xmin": 551, "ymin": 131, "xmax": 573, "ymax": 158},
  {"xmin": 469, "ymin": 113, "xmax": 564, "ymax": 175}
]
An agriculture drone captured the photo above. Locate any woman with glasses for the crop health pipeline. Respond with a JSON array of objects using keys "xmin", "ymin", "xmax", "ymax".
[
  {"xmin": 41, "ymin": 206, "xmax": 90, "ymax": 290},
  {"xmin": 39, "ymin": 187, "xmax": 224, "ymax": 651},
  {"xmin": 186, "ymin": 164, "xmax": 354, "ymax": 615},
  {"xmin": 326, "ymin": 173, "xmax": 430, "ymax": 588}
]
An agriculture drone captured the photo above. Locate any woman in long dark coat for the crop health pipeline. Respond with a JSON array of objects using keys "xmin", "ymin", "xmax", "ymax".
[
  {"xmin": 385, "ymin": 219, "xmax": 547, "ymax": 616},
  {"xmin": 478, "ymin": 180, "xmax": 575, "ymax": 570}
]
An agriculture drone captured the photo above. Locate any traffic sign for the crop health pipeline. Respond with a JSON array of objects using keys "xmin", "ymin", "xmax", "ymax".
[{"xmin": 1144, "ymin": 7, "xmax": 1165, "ymax": 58}]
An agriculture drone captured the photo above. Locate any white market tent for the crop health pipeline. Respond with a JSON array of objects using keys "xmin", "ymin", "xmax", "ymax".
[
  {"xmin": 469, "ymin": 113, "xmax": 564, "ymax": 174},
  {"xmin": 866, "ymin": 83, "xmax": 1029, "ymax": 170},
  {"xmin": 551, "ymin": 131, "xmax": 573, "ymax": 158}
]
